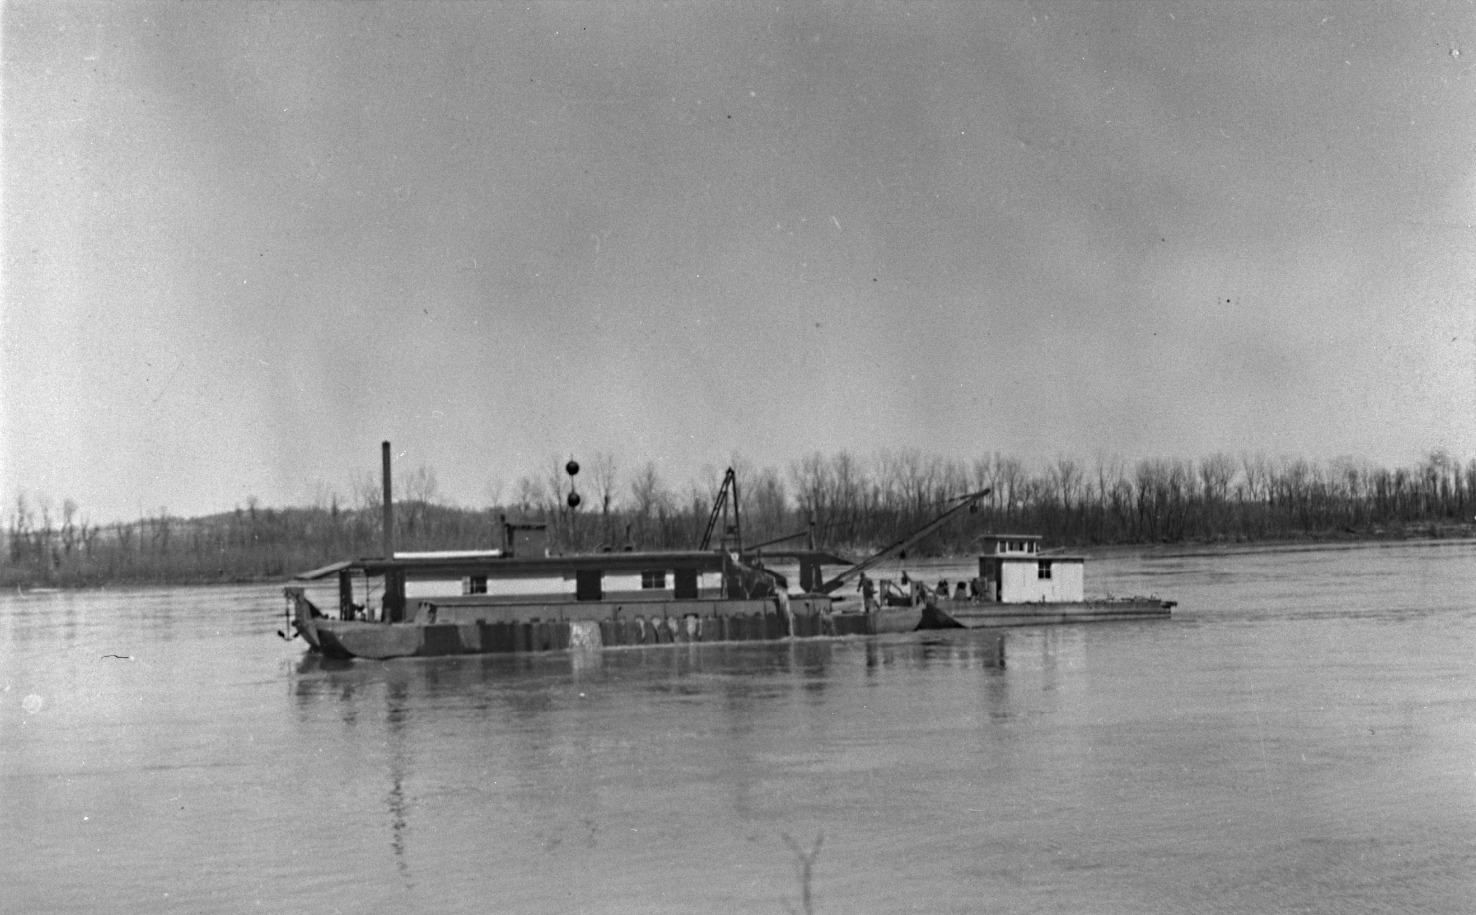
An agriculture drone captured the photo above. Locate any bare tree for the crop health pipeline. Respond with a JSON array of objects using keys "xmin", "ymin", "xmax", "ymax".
[
  {"xmin": 79, "ymin": 513, "xmax": 97, "ymax": 557},
  {"xmin": 512, "ymin": 475, "xmax": 545, "ymax": 516},
  {"xmin": 61, "ymin": 498, "xmax": 78, "ymax": 556},
  {"xmin": 350, "ymin": 470, "xmax": 382, "ymax": 513},
  {"xmin": 1049, "ymin": 455, "xmax": 1082, "ymax": 512},
  {"xmin": 1199, "ymin": 453, "xmax": 1236, "ymax": 503},
  {"xmin": 747, "ymin": 465, "xmax": 789, "ymax": 545},
  {"xmin": 1198, "ymin": 452, "xmax": 1236, "ymax": 535},
  {"xmin": 629, "ymin": 461, "xmax": 671, "ymax": 547},
  {"xmin": 36, "ymin": 495, "xmax": 54, "ymax": 563},
  {"xmin": 1135, "ymin": 459, "xmax": 1169, "ymax": 540},
  {"xmin": 1092, "ymin": 450, "xmax": 1121, "ymax": 506},
  {"xmin": 788, "ymin": 452, "xmax": 831, "ymax": 526},
  {"xmin": 544, "ymin": 454, "xmax": 573, "ymax": 512},
  {"xmin": 482, "ymin": 478, "xmax": 505, "ymax": 510},
  {"xmin": 829, "ymin": 450, "xmax": 865, "ymax": 543},
  {"xmin": 1239, "ymin": 451, "xmax": 1270, "ymax": 503},
  {"xmin": 9, "ymin": 492, "xmax": 32, "ymax": 562},
  {"xmin": 972, "ymin": 453, "xmax": 1004, "ymax": 514},
  {"xmin": 995, "ymin": 455, "xmax": 1024, "ymax": 519},
  {"xmin": 589, "ymin": 451, "xmax": 619, "ymax": 528},
  {"xmin": 400, "ymin": 462, "xmax": 440, "ymax": 538},
  {"xmin": 114, "ymin": 519, "xmax": 135, "ymax": 556},
  {"xmin": 889, "ymin": 448, "xmax": 940, "ymax": 525},
  {"xmin": 151, "ymin": 506, "xmax": 171, "ymax": 557},
  {"xmin": 403, "ymin": 464, "xmax": 440, "ymax": 504},
  {"xmin": 1420, "ymin": 449, "xmax": 1454, "ymax": 515}
]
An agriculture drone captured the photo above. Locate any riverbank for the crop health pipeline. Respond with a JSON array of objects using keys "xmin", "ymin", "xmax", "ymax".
[{"xmin": 8, "ymin": 522, "xmax": 1474, "ymax": 591}]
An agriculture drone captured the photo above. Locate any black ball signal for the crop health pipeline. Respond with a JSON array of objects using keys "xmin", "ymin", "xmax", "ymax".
[
  {"xmin": 566, "ymin": 459, "xmax": 580, "ymax": 477},
  {"xmin": 567, "ymin": 491, "xmax": 582, "ymax": 509}
]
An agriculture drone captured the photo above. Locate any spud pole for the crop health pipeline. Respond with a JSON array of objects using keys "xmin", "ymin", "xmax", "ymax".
[{"xmin": 381, "ymin": 441, "xmax": 394, "ymax": 558}]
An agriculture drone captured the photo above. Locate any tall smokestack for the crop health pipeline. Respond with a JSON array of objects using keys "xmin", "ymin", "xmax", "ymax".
[{"xmin": 381, "ymin": 441, "xmax": 394, "ymax": 558}]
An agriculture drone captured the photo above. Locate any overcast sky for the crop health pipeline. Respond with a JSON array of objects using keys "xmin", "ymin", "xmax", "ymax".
[{"xmin": 4, "ymin": 1, "xmax": 1474, "ymax": 522}]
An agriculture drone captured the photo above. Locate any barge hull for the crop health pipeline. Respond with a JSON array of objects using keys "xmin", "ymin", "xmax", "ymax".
[
  {"xmin": 939, "ymin": 598, "xmax": 1174, "ymax": 628},
  {"xmin": 294, "ymin": 595, "xmax": 881, "ymax": 660}
]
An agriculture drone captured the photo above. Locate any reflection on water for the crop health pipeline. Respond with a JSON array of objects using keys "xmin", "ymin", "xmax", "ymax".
[
  {"xmin": 287, "ymin": 632, "xmax": 1016, "ymax": 898},
  {"xmin": 3, "ymin": 543, "xmax": 1476, "ymax": 914},
  {"xmin": 865, "ymin": 632, "xmax": 1006, "ymax": 672}
]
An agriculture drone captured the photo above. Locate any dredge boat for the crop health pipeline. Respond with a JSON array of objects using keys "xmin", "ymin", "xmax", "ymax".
[
  {"xmin": 282, "ymin": 444, "xmax": 982, "ymax": 660},
  {"xmin": 281, "ymin": 444, "xmax": 1171, "ymax": 660},
  {"xmin": 285, "ymin": 546, "xmax": 864, "ymax": 660}
]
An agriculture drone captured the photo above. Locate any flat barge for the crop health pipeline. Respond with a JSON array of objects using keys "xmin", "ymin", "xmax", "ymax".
[
  {"xmin": 285, "ymin": 546, "xmax": 879, "ymax": 660},
  {"xmin": 849, "ymin": 533, "xmax": 1174, "ymax": 630}
]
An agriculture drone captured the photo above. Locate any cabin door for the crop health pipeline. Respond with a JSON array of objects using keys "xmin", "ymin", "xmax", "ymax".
[{"xmin": 978, "ymin": 557, "xmax": 999, "ymax": 603}]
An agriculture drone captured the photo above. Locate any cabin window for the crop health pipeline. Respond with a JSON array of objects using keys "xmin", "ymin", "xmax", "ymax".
[
  {"xmin": 1037, "ymin": 561, "xmax": 1052, "ymax": 580},
  {"xmin": 467, "ymin": 575, "xmax": 487, "ymax": 594},
  {"xmin": 641, "ymin": 570, "xmax": 667, "ymax": 590}
]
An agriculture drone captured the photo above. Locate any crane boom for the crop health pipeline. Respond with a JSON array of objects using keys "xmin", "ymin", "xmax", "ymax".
[{"xmin": 817, "ymin": 488, "xmax": 990, "ymax": 594}]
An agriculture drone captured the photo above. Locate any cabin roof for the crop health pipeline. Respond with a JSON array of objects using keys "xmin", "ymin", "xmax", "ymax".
[
  {"xmin": 293, "ymin": 559, "xmax": 357, "ymax": 580},
  {"xmin": 980, "ymin": 533, "xmax": 1043, "ymax": 541},
  {"xmin": 392, "ymin": 549, "xmax": 504, "ymax": 560},
  {"xmin": 292, "ymin": 549, "xmax": 752, "ymax": 582}
]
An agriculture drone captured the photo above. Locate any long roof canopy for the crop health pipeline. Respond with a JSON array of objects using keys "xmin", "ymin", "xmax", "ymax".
[{"xmin": 292, "ymin": 549, "xmax": 851, "ymax": 582}]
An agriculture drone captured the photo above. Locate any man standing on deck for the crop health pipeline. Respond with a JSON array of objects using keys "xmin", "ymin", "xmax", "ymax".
[{"xmin": 859, "ymin": 573, "xmax": 878, "ymax": 612}]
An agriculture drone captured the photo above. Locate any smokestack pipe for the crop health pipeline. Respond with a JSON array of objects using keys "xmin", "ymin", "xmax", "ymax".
[{"xmin": 382, "ymin": 441, "xmax": 394, "ymax": 558}]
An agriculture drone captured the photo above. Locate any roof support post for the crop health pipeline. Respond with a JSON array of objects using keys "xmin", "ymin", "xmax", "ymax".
[
  {"xmin": 338, "ymin": 569, "xmax": 354, "ymax": 620},
  {"xmin": 384, "ymin": 569, "xmax": 406, "ymax": 623}
]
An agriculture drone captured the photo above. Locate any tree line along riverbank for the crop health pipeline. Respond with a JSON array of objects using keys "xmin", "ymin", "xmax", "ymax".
[{"xmin": 5, "ymin": 448, "xmax": 1474, "ymax": 589}]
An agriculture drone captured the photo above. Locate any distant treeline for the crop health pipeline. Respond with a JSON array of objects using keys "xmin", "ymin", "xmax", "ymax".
[{"xmin": 5, "ymin": 448, "xmax": 1475, "ymax": 588}]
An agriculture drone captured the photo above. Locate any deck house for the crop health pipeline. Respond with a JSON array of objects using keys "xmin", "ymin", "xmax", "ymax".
[{"xmin": 976, "ymin": 534, "xmax": 1084, "ymax": 603}]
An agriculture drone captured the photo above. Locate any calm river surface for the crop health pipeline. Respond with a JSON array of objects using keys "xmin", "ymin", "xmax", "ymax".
[{"xmin": 3, "ymin": 540, "xmax": 1474, "ymax": 913}]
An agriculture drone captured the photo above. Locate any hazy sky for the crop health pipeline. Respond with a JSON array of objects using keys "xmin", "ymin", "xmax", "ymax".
[{"xmin": 5, "ymin": 1, "xmax": 1474, "ymax": 522}]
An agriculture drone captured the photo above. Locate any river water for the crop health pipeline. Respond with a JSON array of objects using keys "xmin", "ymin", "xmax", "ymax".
[{"xmin": 3, "ymin": 540, "xmax": 1473, "ymax": 913}]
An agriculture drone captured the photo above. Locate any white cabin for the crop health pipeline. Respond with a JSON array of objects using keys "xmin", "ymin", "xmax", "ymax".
[{"xmin": 976, "ymin": 534, "xmax": 1084, "ymax": 603}]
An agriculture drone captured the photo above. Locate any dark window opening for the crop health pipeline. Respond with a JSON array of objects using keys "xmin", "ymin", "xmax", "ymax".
[
  {"xmin": 641, "ymin": 570, "xmax": 667, "ymax": 590},
  {"xmin": 673, "ymin": 568, "xmax": 700, "ymax": 600},
  {"xmin": 576, "ymin": 569, "xmax": 603, "ymax": 601},
  {"xmin": 1037, "ymin": 561, "xmax": 1052, "ymax": 580}
]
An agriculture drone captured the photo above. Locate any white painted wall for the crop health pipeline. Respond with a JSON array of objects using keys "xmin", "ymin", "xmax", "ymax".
[{"xmin": 998, "ymin": 558, "xmax": 1084, "ymax": 602}]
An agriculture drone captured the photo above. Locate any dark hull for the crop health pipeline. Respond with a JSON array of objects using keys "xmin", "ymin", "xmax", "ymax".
[
  {"xmin": 935, "ymin": 598, "xmax": 1174, "ymax": 628},
  {"xmin": 293, "ymin": 595, "xmax": 880, "ymax": 660},
  {"xmin": 289, "ymin": 594, "xmax": 1172, "ymax": 660}
]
